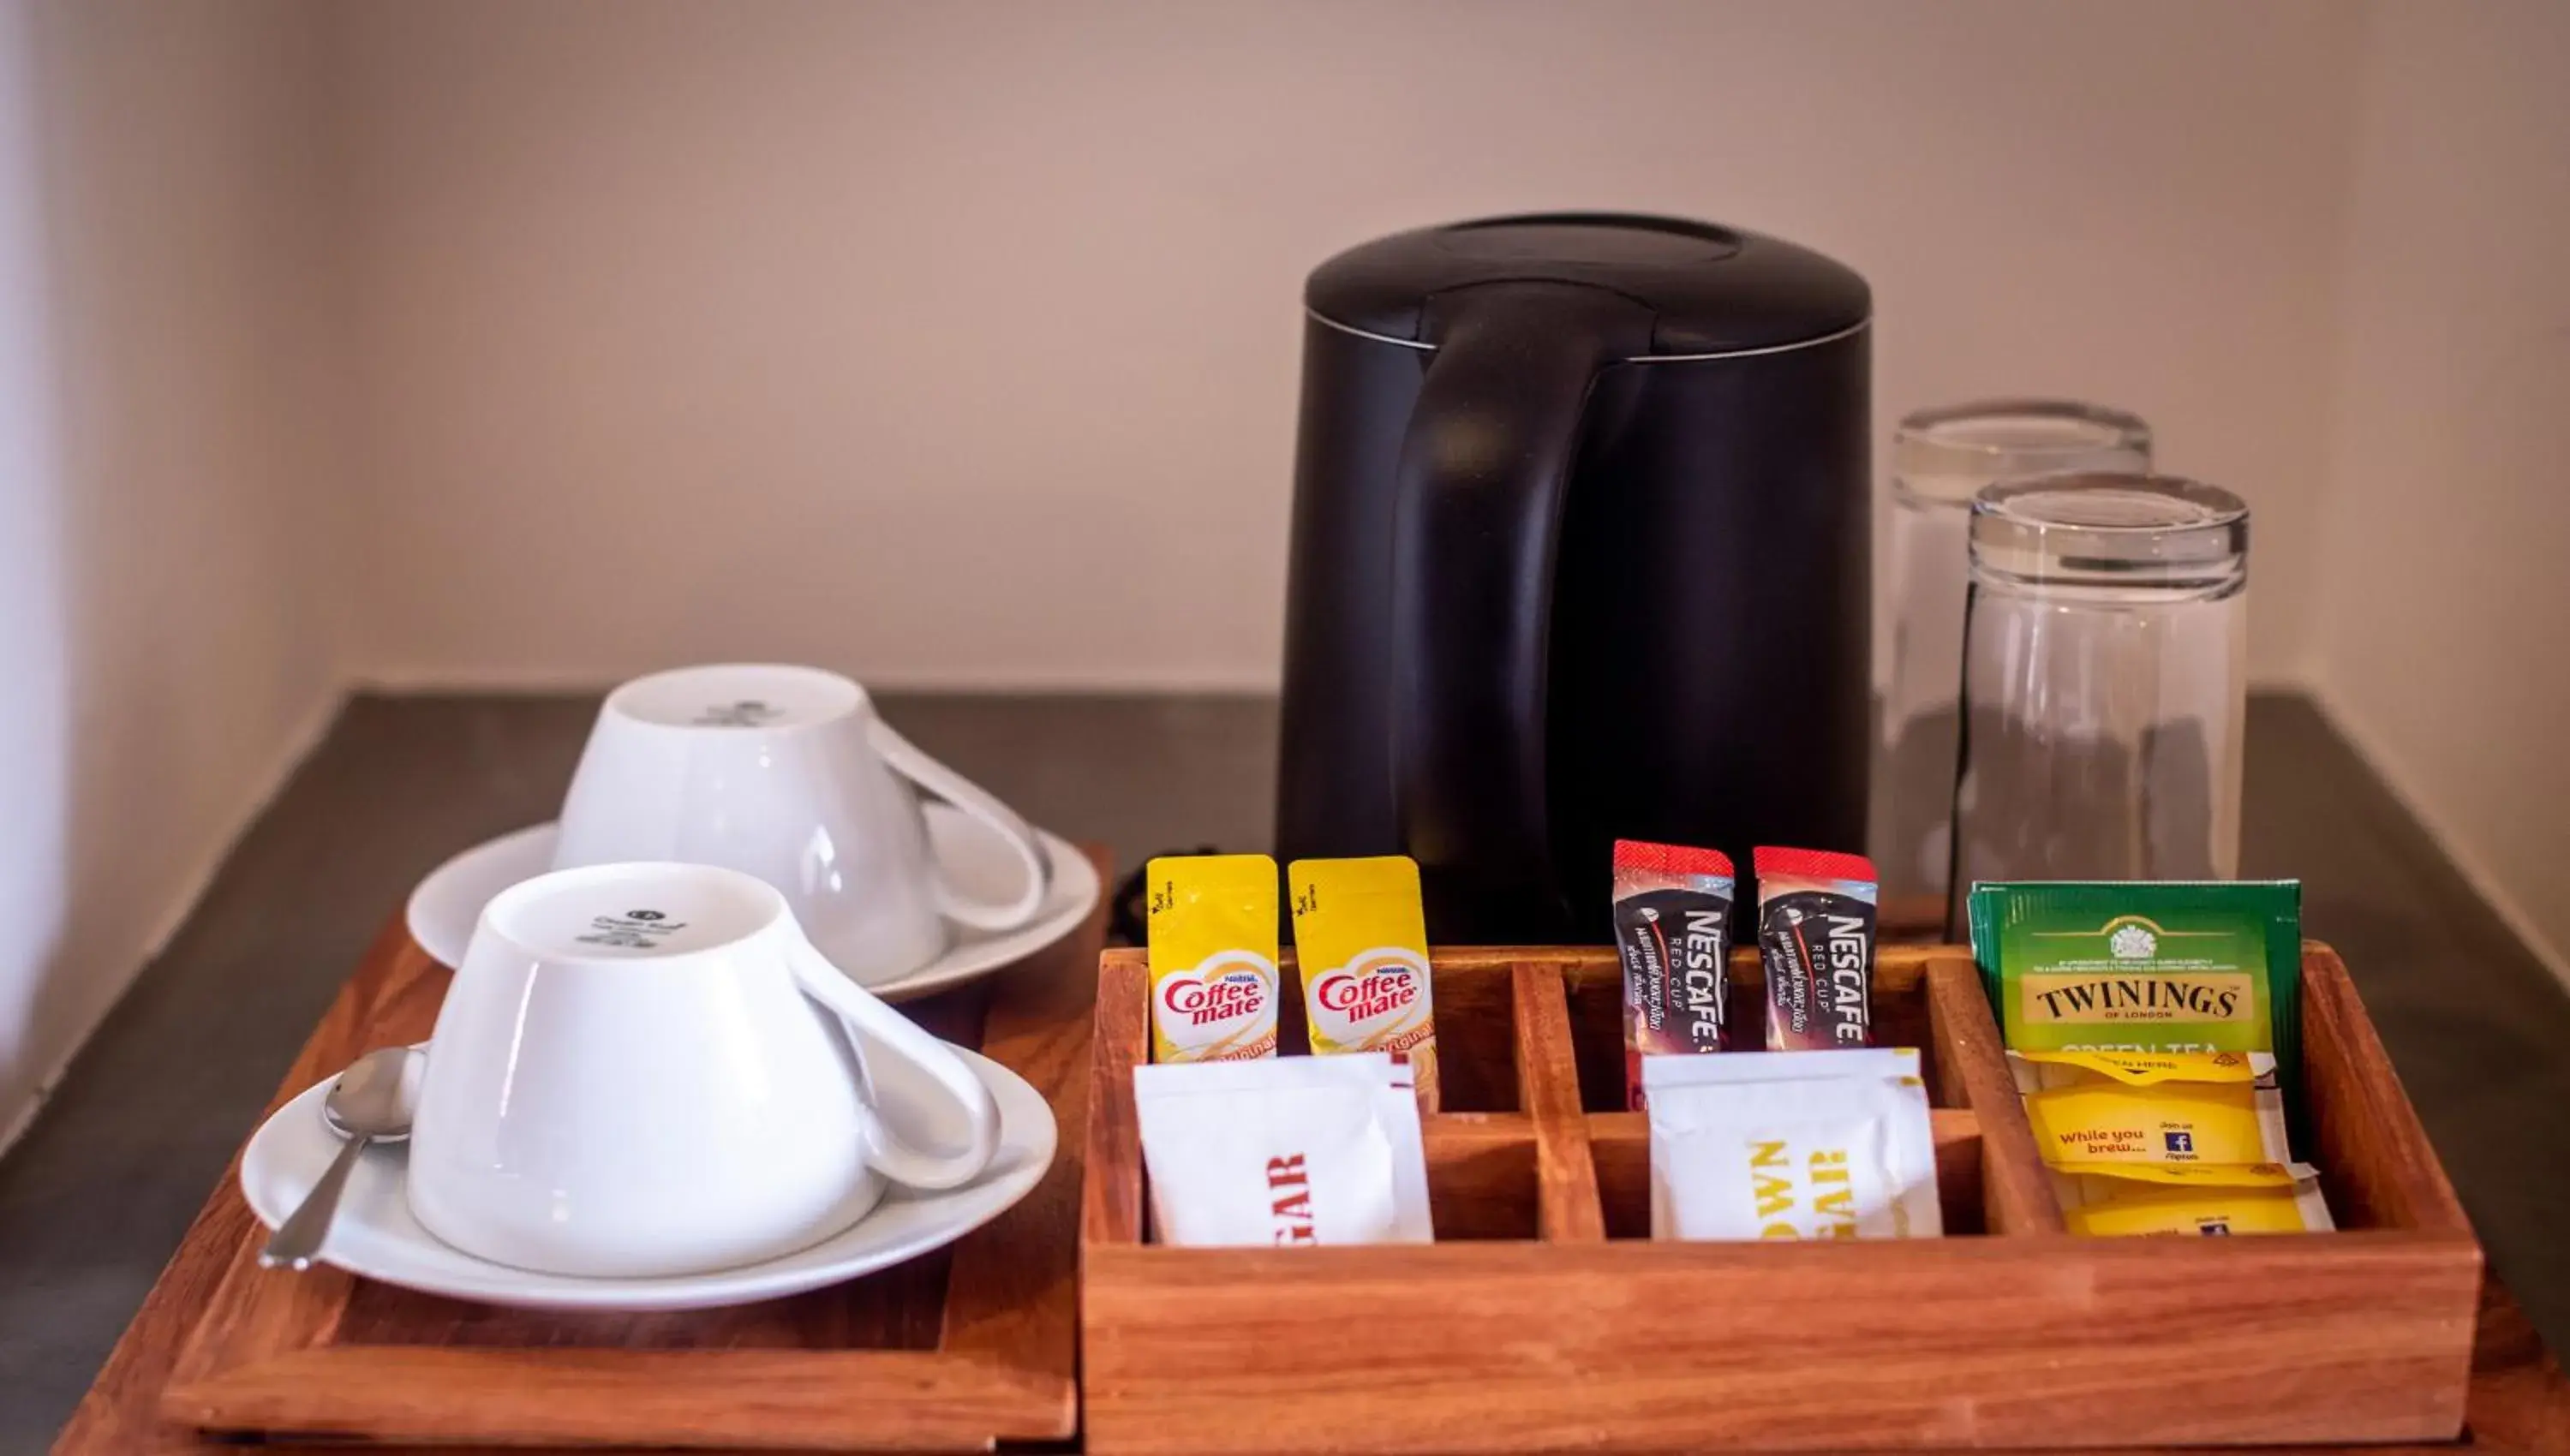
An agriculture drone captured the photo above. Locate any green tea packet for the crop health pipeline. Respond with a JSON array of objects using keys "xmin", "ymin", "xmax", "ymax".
[{"xmin": 1967, "ymin": 881, "xmax": 2303, "ymax": 1096}]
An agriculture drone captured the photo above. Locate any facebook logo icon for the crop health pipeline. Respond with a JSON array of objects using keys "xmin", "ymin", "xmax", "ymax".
[{"xmin": 2166, "ymin": 1131, "xmax": 2195, "ymax": 1154}]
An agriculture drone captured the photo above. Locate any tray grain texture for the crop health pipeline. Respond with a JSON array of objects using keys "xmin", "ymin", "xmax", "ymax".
[
  {"xmin": 54, "ymin": 843, "xmax": 1109, "ymax": 1454},
  {"xmin": 1081, "ymin": 943, "xmax": 2487, "ymax": 1453}
]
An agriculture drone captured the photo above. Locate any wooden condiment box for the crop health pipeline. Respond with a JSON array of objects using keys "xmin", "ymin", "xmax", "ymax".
[{"xmin": 1080, "ymin": 944, "xmax": 2482, "ymax": 1453}]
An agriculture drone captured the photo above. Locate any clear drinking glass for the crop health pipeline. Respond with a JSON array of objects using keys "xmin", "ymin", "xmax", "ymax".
[
  {"xmin": 1876, "ymin": 401, "xmax": 2150, "ymax": 914},
  {"xmin": 1947, "ymin": 474, "xmax": 2250, "ymax": 934}
]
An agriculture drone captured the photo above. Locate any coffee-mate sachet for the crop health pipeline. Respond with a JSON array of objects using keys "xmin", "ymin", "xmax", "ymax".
[
  {"xmin": 1145, "ymin": 855, "xmax": 1279, "ymax": 1063},
  {"xmin": 1288, "ymin": 856, "xmax": 1439, "ymax": 1110}
]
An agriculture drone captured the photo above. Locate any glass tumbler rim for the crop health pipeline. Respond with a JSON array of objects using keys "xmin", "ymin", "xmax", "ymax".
[
  {"xmin": 1975, "ymin": 470, "xmax": 2247, "ymax": 532},
  {"xmin": 1969, "ymin": 471, "xmax": 2249, "ymax": 593},
  {"xmin": 1894, "ymin": 397, "xmax": 2153, "ymax": 501}
]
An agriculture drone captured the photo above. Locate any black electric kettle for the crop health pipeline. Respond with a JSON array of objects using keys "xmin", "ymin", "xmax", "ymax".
[{"xmin": 1275, "ymin": 213, "xmax": 1873, "ymax": 941}]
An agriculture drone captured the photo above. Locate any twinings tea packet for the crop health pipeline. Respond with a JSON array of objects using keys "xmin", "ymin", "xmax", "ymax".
[
  {"xmin": 1611, "ymin": 840, "xmax": 1736, "ymax": 1108},
  {"xmin": 2056, "ymin": 1161, "xmax": 2334, "ymax": 1238},
  {"xmin": 1287, "ymin": 856, "xmax": 1439, "ymax": 1110},
  {"xmin": 1643, "ymin": 1058, "xmax": 1941, "ymax": 1241},
  {"xmin": 1145, "ymin": 854, "xmax": 1279, "ymax": 1063},
  {"xmin": 1968, "ymin": 880, "xmax": 2303, "ymax": 1093},
  {"xmin": 2011, "ymin": 1049, "xmax": 2290, "ymax": 1169},
  {"xmin": 1132, "ymin": 1053, "xmax": 1431, "ymax": 1247},
  {"xmin": 1754, "ymin": 847, "xmax": 1878, "ymax": 1051}
]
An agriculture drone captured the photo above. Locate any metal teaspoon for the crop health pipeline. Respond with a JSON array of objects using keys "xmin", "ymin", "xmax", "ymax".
[{"xmin": 259, "ymin": 1046, "xmax": 415, "ymax": 1271}]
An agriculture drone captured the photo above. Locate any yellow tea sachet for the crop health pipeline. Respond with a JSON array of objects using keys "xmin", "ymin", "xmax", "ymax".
[
  {"xmin": 1145, "ymin": 854, "xmax": 1279, "ymax": 1063},
  {"xmin": 1288, "ymin": 856, "xmax": 1439, "ymax": 1109},
  {"xmin": 2011, "ymin": 1049, "xmax": 2289, "ymax": 1169},
  {"xmin": 2010, "ymin": 1047, "xmax": 2272, "ymax": 1092},
  {"xmin": 2056, "ymin": 1162, "xmax": 2334, "ymax": 1238}
]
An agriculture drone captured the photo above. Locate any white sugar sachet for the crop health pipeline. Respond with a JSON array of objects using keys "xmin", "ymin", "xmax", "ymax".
[
  {"xmin": 1645, "ymin": 1061, "xmax": 1941, "ymax": 1241},
  {"xmin": 1641, "ymin": 1047, "xmax": 1920, "ymax": 1094},
  {"xmin": 1133, "ymin": 1052, "xmax": 1431, "ymax": 1247}
]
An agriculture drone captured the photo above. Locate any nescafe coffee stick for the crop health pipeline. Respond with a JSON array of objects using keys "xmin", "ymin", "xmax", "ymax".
[
  {"xmin": 1611, "ymin": 839, "xmax": 1736, "ymax": 1109},
  {"xmin": 1754, "ymin": 847, "xmax": 1880, "ymax": 1051}
]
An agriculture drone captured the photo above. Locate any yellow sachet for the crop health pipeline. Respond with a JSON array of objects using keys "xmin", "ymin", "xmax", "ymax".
[
  {"xmin": 1145, "ymin": 855, "xmax": 1279, "ymax": 1063},
  {"xmin": 2011, "ymin": 1047, "xmax": 2269, "ymax": 1089},
  {"xmin": 2061, "ymin": 1161, "xmax": 2313, "ymax": 1190},
  {"xmin": 2011, "ymin": 1051, "xmax": 2289, "ymax": 1169},
  {"xmin": 1288, "ymin": 856, "xmax": 1439, "ymax": 1110},
  {"xmin": 2058, "ymin": 1162, "xmax": 2334, "ymax": 1237}
]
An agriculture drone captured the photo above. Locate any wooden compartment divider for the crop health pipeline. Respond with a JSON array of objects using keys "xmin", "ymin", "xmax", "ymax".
[
  {"xmin": 1509, "ymin": 961, "xmax": 1605, "ymax": 1243},
  {"xmin": 1081, "ymin": 942, "xmax": 2483, "ymax": 1454}
]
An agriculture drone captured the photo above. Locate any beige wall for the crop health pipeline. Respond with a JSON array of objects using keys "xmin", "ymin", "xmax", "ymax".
[
  {"xmin": 2311, "ymin": 0, "xmax": 2570, "ymax": 972},
  {"xmin": 3, "ymin": 1, "xmax": 2561, "ymax": 1143},
  {"xmin": 324, "ymin": 0, "xmax": 2359, "ymax": 689},
  {"xmin": 0, "ymin": 0, "xmax": 344, "ymax": 1145}
]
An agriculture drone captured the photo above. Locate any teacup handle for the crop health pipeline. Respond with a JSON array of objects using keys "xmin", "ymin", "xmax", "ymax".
[
  {"xmin": 788, "ymin": 934, "xmax": 1001, "ymax": 1190},
  {"xmin": 866, "ymin": 719, "xmax": 1053, "ymax": 932}
]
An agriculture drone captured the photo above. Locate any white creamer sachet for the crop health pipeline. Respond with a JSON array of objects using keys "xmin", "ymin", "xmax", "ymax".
[
  {"xmin": 1133, "ymin": 1051, "xmax": 1432, "ymax": 1247},
  {"xmin": 1643, "ymin": 1051, "xmax": 1942, "ymax": 1241}
]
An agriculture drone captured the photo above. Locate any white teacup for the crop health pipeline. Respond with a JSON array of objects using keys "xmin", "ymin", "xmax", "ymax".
[
  {"xmin": 552, "ymin": 664, "xmax": 1050, "ymax": 986},
  {"xmin": 408, "ymin": 862, "xmax": 1001, "ymax": 1278}
]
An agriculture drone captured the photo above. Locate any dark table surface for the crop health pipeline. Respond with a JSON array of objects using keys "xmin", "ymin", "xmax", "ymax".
[{"xmin": 4, "ymin": 689, "xmax": 2567, "ymax": 1454}]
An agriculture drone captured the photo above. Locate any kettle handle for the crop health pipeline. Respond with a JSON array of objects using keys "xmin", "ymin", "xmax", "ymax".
[{"xmin": 1390, "ymin": 283, "xmax": 1655, "ymax": 926}]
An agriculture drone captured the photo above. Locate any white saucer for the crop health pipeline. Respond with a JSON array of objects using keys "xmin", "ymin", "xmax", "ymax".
[
  {"xmin": 241, "ymin": 1043, "xmax": 1056, "ymax": 1311},
  {"xmin": 405, "ymin": 805, "xmax": 1100, "ymax": 1003}
]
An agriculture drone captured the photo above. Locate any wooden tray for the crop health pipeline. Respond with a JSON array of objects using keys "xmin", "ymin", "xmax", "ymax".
[
  {"xmin": 1081, "ymin": 942, "xmax": 2485, "ymax": 1453},
  {"xmin": 57, "ymin": 844, "xmax": 1105, "ymax": 1453}
]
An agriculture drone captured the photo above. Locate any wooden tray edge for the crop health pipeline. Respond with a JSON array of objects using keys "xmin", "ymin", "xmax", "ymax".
[{"xmin": 77, "ymin": 844, "xmax": 1109, "ymax": 1455}]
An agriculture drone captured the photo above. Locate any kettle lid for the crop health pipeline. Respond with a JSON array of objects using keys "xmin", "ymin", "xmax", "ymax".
[{"xmin": 1306, "ymin": 212, "xmax": 1868, "ymax": 357}]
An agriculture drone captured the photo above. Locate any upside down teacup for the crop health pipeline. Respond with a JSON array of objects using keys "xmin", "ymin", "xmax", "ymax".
[
  {"xmin": 551, "ymin": 664, "xmax": 1053, "ymax": 987},
  {"xmin": 408, "ymin": 861, "xmax": 1001, "ymax": 1278}
]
